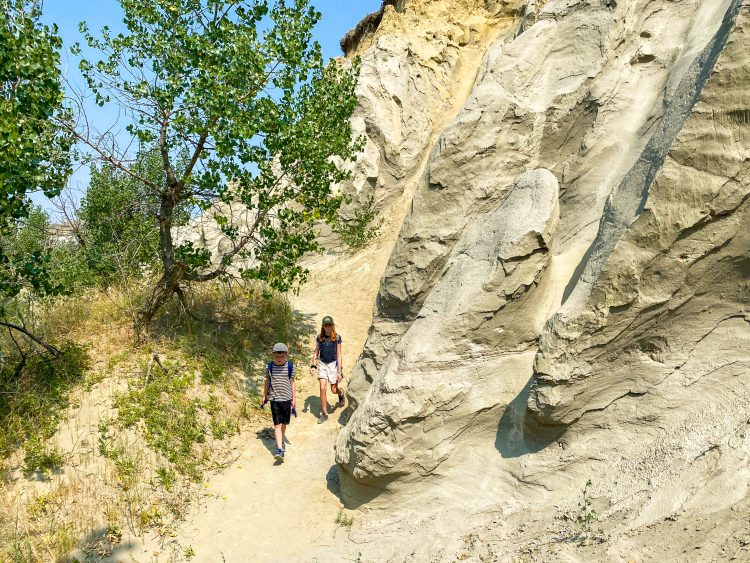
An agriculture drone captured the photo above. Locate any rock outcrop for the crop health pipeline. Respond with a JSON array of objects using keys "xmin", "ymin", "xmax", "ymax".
[
  {"xmin": 335, "ymin": 1, "xmax": 750, "ymax": 539},
  {"xmin": 337, "ymin": 169, "xmax": 558, "ymax": 485}
]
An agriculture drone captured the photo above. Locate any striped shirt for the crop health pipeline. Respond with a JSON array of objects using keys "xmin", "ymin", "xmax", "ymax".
[{"xmin": 266, "ymin": 361, "xmax": 294, "ymax": 402}]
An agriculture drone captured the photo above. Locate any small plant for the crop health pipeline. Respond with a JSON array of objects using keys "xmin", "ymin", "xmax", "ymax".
[
  {"xmin": 335, "ymin": 509, "xmax": 354, "ymax": 529},
  {"xmin": 137, "ymin": 505, "xmax": 162, "ymax": 530},
  {"xmin": 114, "ymin": 365, "xmax": 206, "ymax": 481},
  {"xmin": 210, "ymin": 419, "xmax": 239, "ymax": 440},
  {"xmin": 105, "ymin": 524, "xmax": 123, "ymax": 545},
  {"xmin": 333, "ymin": 196, "xmax": 381, "ymax": 249},
  {"xmin": 22, "ymin": 439, "xmax": 64, "ymax": 476},
  {"xmin": 155, "ymin": 466, "xmax": 176, "ymax": 491},
  {"xmin": 574, "ymin": 479, "xmax": 606, "ymax": 546},
  {"xmin": 184, "ymin": 546, "xmax": 196, "ymax": 559}
]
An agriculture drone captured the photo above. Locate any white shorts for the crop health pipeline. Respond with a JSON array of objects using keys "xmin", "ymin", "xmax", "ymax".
[{"xmin": 318, "ymin": 361, "xmax": 339, "ymax": 385}]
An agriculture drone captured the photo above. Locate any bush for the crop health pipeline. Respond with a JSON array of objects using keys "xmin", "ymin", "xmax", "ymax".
[
  {"xmin": 0, "ymin": 207, "xmax": 95, "ymax": 299},
  {"xmin": 79, "ymin": 148, "xmax": 190, "ymax": 283},
  {"xmin": 0, "ymin": 339, "xmax": 89, "ymax": 459},
  {"xmin": 333, "ymin": 195, "xmax": 381, "ymax": 249}
]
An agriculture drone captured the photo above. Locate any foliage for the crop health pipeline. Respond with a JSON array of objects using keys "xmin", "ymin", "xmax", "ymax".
[
  {"xmin": 150, "ymin": 281, "xmax": 309, "ymax": 387},
  {"xmin": 22, "ymin": 438, "xmax": 64, "ymax": 476},
  {"xmin": 0, "ymin": 0, "xmax": 72, "ymax": 301},
  {"xmin": 69, "ymin": 0, "xmax": 362, "ymax": 326},
  {"xmin": 574, "ymin": 479, "xmax": 606, "ymax": 546},
  {"xmin": 114, "ymin": 364, "xmax": 209, "ymax": 481},
  {"xmin": 0, "ymin": 207, "xmax": 94, "ymax": 298},
  {"xmin": 0, "ymin": 282, "xmax": 308, "ymax": 559},
  {"xmin": 79, "ymin": 147, "xmax": 190, "ymax": 282},
  {"xmin": 335, "ymin": 509, "xmax": 354, "ymax": 529},
  {"xmin": 0, "ymin": 339, "xmax": 89, "ymax": 459},
  {"xmin": 333, "ymin": 195, "xmax": 380, "ymax": 249}
]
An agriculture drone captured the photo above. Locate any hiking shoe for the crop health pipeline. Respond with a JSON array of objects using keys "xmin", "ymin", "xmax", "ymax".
[
  {"xmin": 274, "ymin": 448, "xmax": 284, "ymax": 462},
  {"xmin": 318, "ymin": 413, "xmax": 328, "ymax": 424},
  {"xmin": 337, "ymin": 392, "xmax": 345, "ymax": 408}
]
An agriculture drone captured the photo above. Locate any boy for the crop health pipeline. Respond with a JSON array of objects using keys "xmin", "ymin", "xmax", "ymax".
[{"xmin": 261, "ymin": 342, "xmax": 296, "ymax": 462}]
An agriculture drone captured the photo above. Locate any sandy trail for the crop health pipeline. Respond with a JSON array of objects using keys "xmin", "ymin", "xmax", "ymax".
[
  {"xmin": 119, "ymin": 253, "xmax": 378, "ymax": 562},
  {"xmin": 169, "ymin": 386, "xmax": 350, "ymax": 562}
]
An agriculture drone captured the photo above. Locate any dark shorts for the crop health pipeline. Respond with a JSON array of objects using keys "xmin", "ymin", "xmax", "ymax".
[{"xmin": 270, "ymin": 400, "xmax": 292, "ymax": 425}]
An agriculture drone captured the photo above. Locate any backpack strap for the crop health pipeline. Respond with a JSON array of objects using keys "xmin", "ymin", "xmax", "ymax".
[
  {"xmin": 266, "ymin": 362, "xmax": 274, "ymax": 395},
  {"xmin": 288, "ymin": 361, "xmax": 293, "ymax": 379}
]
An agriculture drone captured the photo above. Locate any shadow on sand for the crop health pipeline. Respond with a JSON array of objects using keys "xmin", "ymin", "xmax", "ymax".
[{"xmin": 70, "ymin": 526, "xmax": 137, "ymax": 562}]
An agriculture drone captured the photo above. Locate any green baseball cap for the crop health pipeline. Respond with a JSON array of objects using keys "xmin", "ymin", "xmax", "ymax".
[{"xmin": 322, "ymin": 316, "xmax": 334, "ymax": 325}]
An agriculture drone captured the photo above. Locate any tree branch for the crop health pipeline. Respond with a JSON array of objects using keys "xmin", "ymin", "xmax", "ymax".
[
  {"xmin": 160, "ymin": 110, "xmax": 178, "ymax": 188},
  {"xmin": 178, "ymin": 116, "xmax": 218, "ymax": 195},
  {"xmin": 60, "ymin": 122, "xmax": 160, "ymax": 191},
  {"xmin": 0, "ymin": 322, "xmax": 61, "ymax": 357}
]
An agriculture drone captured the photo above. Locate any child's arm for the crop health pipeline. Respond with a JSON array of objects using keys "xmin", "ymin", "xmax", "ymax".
[
  {"xmin": 261, "ymin": 373, "xmax": 270, "ymax": 404},
  {"xmin": 336, "ymin": 337, "xmax": 343, "ymax": 382},
  {"xmin": 291, "ymin": 375, "xmax": 297, "ymax": 409},
  {"xmin": 310, "ymin": 338, "xmax": 319, "ymax": 375}
]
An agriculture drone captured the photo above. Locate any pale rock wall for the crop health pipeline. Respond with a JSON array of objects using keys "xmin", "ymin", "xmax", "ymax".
[
  {"xmin": 338, "ymin": 0, "xmax": 748, "ymax": 519},
  {"xmin": 337, "ymin": 169, "xmax": 559, "ymax": 486},
  {"xmin": 518, "ymin": 0, "xmax": 750, "ymax": 530}
]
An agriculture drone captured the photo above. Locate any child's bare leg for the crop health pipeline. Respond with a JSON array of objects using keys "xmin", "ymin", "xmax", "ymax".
[
  {"xmin": 274, "ymin": 424, "xmax": 284, "ymax": 450},
  {"xmin": 318, "ymin": 378, "xmax": 328, "ymax": 415}
]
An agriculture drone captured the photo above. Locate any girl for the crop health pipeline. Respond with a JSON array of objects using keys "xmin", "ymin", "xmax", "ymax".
[{"xmin": 310, "ymin": 316, "xmax": 344, "ymax": 423}]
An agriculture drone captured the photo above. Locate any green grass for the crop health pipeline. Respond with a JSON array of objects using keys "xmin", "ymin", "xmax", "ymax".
[
  {"xmin": 1, "ymin": 281, "xmax": 309, "ymax": 559},
  {"xmin": 22, "ymin": 438, "xmax": 65, "ymax": 476},
  {"xmin": 112, "ymin": 365, "xmax": 207, "ymax": 481},
  {"xmin": 0, "ymin": 339, "xmax": 90, "ymax": 461}
]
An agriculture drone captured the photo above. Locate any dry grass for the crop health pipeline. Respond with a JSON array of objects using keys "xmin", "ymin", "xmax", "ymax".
[{"xmin": 0, "ymin": 282, "xmax": 309, "ymax": 561}]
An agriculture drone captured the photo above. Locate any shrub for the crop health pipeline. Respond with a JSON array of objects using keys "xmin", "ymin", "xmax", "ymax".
[{"xmin": 333, "ymin": 195, "xmax": 381, "ymax": 249}]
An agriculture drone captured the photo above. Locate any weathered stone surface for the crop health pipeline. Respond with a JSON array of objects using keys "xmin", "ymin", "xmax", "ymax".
[
  {"xmin": 336, "ymin": 169, "xmax": 559, "ymax": 489},
  {"xmin": 347, "ymin": 0, "xmax": 746, "ymax": 413},
  {"xmin": 338, "ymin": 3, "xmax": 750, "ymax": 539},
  {"xmin": 527, "ymin": 0, "xmax": 748, "ymax": 428}
]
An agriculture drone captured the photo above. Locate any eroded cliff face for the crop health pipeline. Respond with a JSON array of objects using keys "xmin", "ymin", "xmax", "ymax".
[{"xmin": 334, "ymin": 0, "xmax": 750, "ymax": 547}]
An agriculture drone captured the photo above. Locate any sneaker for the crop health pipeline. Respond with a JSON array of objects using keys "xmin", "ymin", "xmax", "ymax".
[
  {"xmin": 337, "ymin": 392, "xmax": 345, "ymax": 408},
  {"xmin": 318, "ymin": 413, "xmax": 328, "ymax": 424},
  {"xmin": 274, "ymin": 448, "xmax": 284, "ymax": 462}
]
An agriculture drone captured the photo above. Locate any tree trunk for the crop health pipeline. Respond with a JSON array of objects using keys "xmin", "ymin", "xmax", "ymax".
[
  {"xmin": 136, "ymin": 179, "xmax": 181, "ymax": 333},
  {"xmin": 136, "ymin": 264, "xmax": 184, "ymax": 332}
]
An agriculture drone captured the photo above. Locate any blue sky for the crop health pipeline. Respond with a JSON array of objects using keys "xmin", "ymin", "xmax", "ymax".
[{"xmin": 35, "ymin": 0, "xmax": 382, "ymax": 215}]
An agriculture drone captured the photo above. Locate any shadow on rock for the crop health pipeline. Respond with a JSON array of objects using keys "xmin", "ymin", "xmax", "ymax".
[
  {"xmin": 326, "ymin": 464, "xmax": 341, "ymax": 497},
  {"xmin": 496, "ymin": 376, "xmax": 566, "ymax": 458},
  {"xmin": 334, "ymin": 464, "xmax": 402, "ymax": 510}
]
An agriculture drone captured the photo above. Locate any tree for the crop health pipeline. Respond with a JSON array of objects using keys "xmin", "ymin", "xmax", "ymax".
[
  {"xmin": 80, "ymin": 147, "xmax": 190, "ymax": 282},
  {"xmin": 66, "ymin": 0, "xmax": 361, "ymax": 329},
  {"xmin": 0, "ymin": 0, "xmax": 72, "ymax": 302}
]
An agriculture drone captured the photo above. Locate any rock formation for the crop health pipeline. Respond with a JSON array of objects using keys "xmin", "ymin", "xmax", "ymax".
[{"xmin": 332, "ymin": 1, "xmax": 750, "ymax": 551}]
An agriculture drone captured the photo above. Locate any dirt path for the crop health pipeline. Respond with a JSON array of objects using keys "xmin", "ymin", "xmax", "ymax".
[
  {"xmin": 115, "ymin": 374, "xmax": 355, "ymax": 563},
  {"xmin": 169, "ymin": 382, "xmax": 350, "ymax": 562},
  {"xmin": 116, "ymin": 257, "xmax": 375, "ymax": 562}
]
